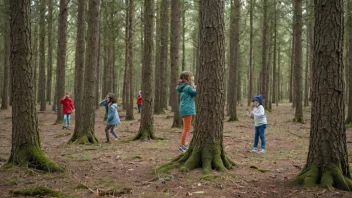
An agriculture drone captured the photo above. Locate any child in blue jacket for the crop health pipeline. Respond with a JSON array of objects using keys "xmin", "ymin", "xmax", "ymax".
[{"xmin": 102, "ymin": 93, "xmax": 120, "ymax": 143}]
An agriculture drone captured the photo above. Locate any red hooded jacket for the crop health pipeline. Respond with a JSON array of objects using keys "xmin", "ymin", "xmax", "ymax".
[
  {"xmin": 60, "ymin": 96, "xmax": 75, "ymax": 114},
  {"xmin": 137, "ymin": 94, "xmax": 142, "ymax": 105}
]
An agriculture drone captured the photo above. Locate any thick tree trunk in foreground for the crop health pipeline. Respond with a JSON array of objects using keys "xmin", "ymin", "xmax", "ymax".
[
  {"xmin": 38, "ymin": 0, "xmax": 46, "ymax": 111},
  {"xmin": 170, "ymin": 0, "xmax": 182, "ymax": 128},
  {"xmin": 55, "ymin": 0, "xmax": 69, "ymax": 124},
  {"xmin": 134, "ymin": 0, "xmax": 157, "ymax": 140},
  {"xmin": 345, "ymin": 0, "xmax": 352, "ymax": 124},
  {"xmin": 7, "ymin": 0, "xmax": 63, "ymax": 172},
  {"xmin": 73, "ymin": 0, "xmax": 86, "ymax": 138},
  {"xmin": 160, "ymin": 0, "xmax": 235, "ymax": 174},
  {"xmin": 293, "ymin": 0, "xmax": 303, "ymax": 122},
  {"xmin": 1, "ymin": 0, "xmax": 10, "ymax": 110},
  {"xmin": 293, "ymin": 0, "xmax": 352, "ymax": 190},
  {"xmin": 227, "ymin": 0, "xmax": 240, "ymax": 121},
  {"xmin": 69, "ymin": 0, "xmax": 100, "ymax": 144}
]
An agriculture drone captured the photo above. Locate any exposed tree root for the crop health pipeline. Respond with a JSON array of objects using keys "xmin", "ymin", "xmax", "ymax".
[
  {"xmin": 293, "ymin": 117, "xmax": 305, "ymax": 124},
  {"xmin": 68, "ymin": 134, "xmax": 99, "ymax": 144},
  {"xmin": 159, "ymin": 143, "xmax": 236, "ymax": 174},
  {"xmin": 133, "ymin": 127, "xmax": 163, "ymax": 141},
  {"xmin": 227, "ymin": 116, "xmax": 239, "ymax": 122},
  {"xmin": 6, "ymin": 144, "xmax": 64, "ymax": 172},
  {"xmin": 293, "ymin": 163, "xmax": 352, "ymax": 191}
]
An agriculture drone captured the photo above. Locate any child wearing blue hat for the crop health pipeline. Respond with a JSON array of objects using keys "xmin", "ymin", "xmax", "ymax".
[{"xmin": 247, "ymin": 95, "xmax": 267, "ymax": 153}]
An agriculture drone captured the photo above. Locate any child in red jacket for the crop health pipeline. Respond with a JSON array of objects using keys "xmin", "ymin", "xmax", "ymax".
[
  {"xmin": 60, "ymin": 92, "xmax": 75, "ymax": 130},
  {"xmin": 137, "ymin": 91, "xmax": 142, "ymax": 113}
]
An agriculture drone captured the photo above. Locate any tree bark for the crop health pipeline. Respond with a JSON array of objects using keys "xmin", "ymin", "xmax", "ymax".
[
  {"xmin": 69, "ymin": 0, "xmax": 100, "ymax": 144},
  {"xmin": 123, "ymin": 0, "xmax": 129, "ymax": 110},
  {"xmin": 7, "ymin": 0, "xmax": 63, "ymax": 172},
  {"xmin": 346, "ymin": 0, "xmax": 352, "ymax": 124},
  {"xmin": 126, "ymin": 0, "xmax": 135, "ymax": 120},
  {"xmin": 170, "ymin": 0, "xmax": 182, "ymax": 128},
  {"xmin": 46, "ymin": 0, "xmax": 54, "ymax": 105},
  {"xmin": 227, "ymin": 0, "xmax": 240, "ymax": 121},
  {"xmin": 261, "ymin": 0, "xmax": 268, "ymax": 108},
  {"xmin": 247, "ymin": 0, "xmax": 254, "ymax": 107},
  {"xmin": 38, "ymin": 0, "xmax": 46, "ymax": 111},
  {"xmin": 33, "ymin": 25, "xmax": 39, "ymax": 104},
  {"xmin": 1, "ymin": 0, "xmax": 10, "ymax": 110},
  {"xmin": 272, "ymin": 0, "xmax": 277, "ymax": 105},
  {"xmin": 159, "ymin": 0, "xmax": 235, "ymax": 174},
  {"xmin": 134, "ymin": 0, "xmax": 157, "ymax": 140},
  {"xmin": 55, "ymin": 0, "xmax": 69, "ymax": 124},
  {"xmin": 73, "ymin": 0, "xmax": 86, "ymax": 137},
  {"xmin": 154, "ymin": 0, "xmax": 169, "ymax": 114},
  {"xmin": 293, "ymin": 0, "xmax": 303, "ymax": 122},
  {"xmin": 293, "ymin": 0, "xmax": 352, "ymax": 190}
]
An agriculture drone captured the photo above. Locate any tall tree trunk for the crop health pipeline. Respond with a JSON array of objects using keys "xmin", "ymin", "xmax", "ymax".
[
  {"xmin": 123, "ymin": 0, "xmax": 129, "ymax": 110},
  {"xmin": 247, "ymin": 0, "xmax": 254, "ymax": 107},
  {"xmin": 182, "ymin": 0, "xmax": 186, "ymax": 71},
  {"xmin": 160, "ymin": 0, "xmax": 235, "ymax": 174},
  {"xmin": 46, "ymin": 0, "xmax": 54, "ymax": 105},
  {"xmin": 304, "ymin": 14, "xmax": 309, "ymax": 107},
  {"xmin": 33, "ymin": 25, "xmax": 39, "ymax": 103},
  {"xmin": 227, "ymin": 0, "xmax": 240, "ymax": 121},
  {"xmin": 277, "ymin": 46, "xmax": 280, "ymax": 106},
  {"xmin": 69, "ymin": 0, "xmax": 100, "ymax": 144},
  {"xmin": 293, "ymin": 0, "xmax": 303, "ymax": 122},
  {"xmin": 272, "ymin": 1, "xmax": 277, "ymax": 105},
  {"xmin": 126, "ymin": 0, "xmax": 135, "ymax": 120},
  {"xmin": 261, "ymin": 0, "xmax": 268, "ymax": 108},
  {"xmin": 7, "ymin": 0, "xmax": 63, "ymax": 172},
  {"xmin": 293, "ymin": 0, "xmax": 352, "ymax": 190},
  {"xmin": 153, "ymin": 0, "xmax": 161, "ymax": 114},
  {"xmin": 38, "ymin": 0, "xmax": 46, "ymax": 111},
  {"xmin": 73, "ymin": 0, "xmax": 86, "ymax": 137},
  {"xmin": 135, "ymin": 0, "xmax": 157, "ymax": 140},
  {"xmin": 289, "ymin": 37, "xmax": 294, "ymax": 103},
  {"xmin": 346, "ymin": 0, "xmax": 352, "ymax": 124},
  {"xmin": 160, "ymin": 4, "xmax": 170, "ymax": 111},
  {"xmin": 95, "ymin": 28, "xmax": 101, "ymax": 109},
  {"xmin": 170, "ymin": 0, "xmax": 182, "ymax": 127},
  {"xmin": 1, "ymin": 0, "xmax": 10, "ymax": 110},
  {"xmin": 55, "ymin": 0, "xmax": 69, "ymax": 124}
]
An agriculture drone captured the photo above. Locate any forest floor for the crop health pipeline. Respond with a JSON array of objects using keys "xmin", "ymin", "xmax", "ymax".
[{"xmin": 0, "ymin": 101, "xmax": 352, "ymax": 198}]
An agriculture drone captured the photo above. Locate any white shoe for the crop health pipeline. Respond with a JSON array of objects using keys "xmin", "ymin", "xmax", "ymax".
[
  {"xmin": 250, "ymin": 148, "xmax": 258, "ymax": 153},
  {"xmin": 259, "ymin": 149, "xmax": 266, "ymax": 153}
]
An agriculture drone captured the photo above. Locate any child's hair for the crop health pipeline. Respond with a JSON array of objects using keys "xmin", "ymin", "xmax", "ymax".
[
  {"xmin": 66, "ymin": 92, "xmax": 71, "ymax": 96},
  {"xmin": 107, "ymin": 93, "xmax": 117, "ymax": 103},
  {"xmin": 178, "ymin": 71, "xmax": 193, "ymax": 85}
]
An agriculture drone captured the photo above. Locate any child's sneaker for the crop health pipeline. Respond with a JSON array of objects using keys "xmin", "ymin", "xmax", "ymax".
[
  {"xmin": 114, "ymin": 137, "xmax": 119, "ymax": 141},
  {"xmin": 259, "ymin": 149, "xmax": 266, "ymax": 153},
  {"xmin": 66, "ymin": 126, "xmax": 71, "ymax": 130},
  {"xmin": 250, "ymin": 148, "xmax": 257, "ymax": 153},
  {"xmin": 105, "ymin": 140, "xmax": 110, "ymax": 143},
  {"xmin": 184, "ymin": 143, "xmax": 189, "ymax": 148},
  {"xmin": 179, "ymin": 145, "xmax": 186, "ymax": 153}
]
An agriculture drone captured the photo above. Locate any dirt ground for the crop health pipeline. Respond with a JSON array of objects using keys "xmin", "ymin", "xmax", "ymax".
[{"xmin": 0, "ymin": 101, "xmax": 352, "ymax": 198}]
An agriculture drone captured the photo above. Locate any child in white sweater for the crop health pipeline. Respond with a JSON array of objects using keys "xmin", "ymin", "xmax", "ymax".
[{"xmin": 247, "ymin": 95, "xmax": 267, "ymax": 153}]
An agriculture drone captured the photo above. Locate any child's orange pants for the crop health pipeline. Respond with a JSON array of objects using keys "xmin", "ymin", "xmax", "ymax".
[{"xmin": 181, "ymin": 115, "xmax": 192, "ymax": 146}]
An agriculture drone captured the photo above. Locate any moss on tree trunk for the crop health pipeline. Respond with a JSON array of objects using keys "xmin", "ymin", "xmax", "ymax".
[
  {"xmin": 68, "ymin": 133, "xmax": 99, "ymax": 144},
  {"xmin": 159, "ymin": 143, "xmax": 235, "ymax": 174},
  {"xmin": 293, "ymin": 163, "xmax": 352, "ymax": 190},
  {"xmin": 6, "ymin": 144, "xmax": 64, "ymax": 172}
]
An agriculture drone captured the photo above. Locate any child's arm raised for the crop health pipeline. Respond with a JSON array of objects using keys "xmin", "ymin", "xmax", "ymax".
[{"xmin": 252, "ymin": 105, "xmax": 265, "ymax": 118}]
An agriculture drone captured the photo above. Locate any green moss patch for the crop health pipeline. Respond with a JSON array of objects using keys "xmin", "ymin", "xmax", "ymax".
[{"xmin": 10, "ymin": 186, "xmax": 70, "ymax": 198}]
